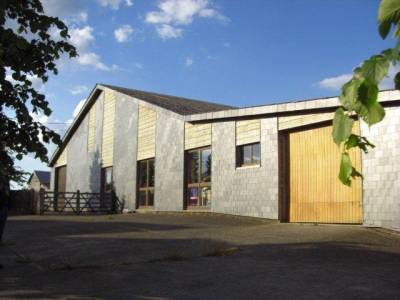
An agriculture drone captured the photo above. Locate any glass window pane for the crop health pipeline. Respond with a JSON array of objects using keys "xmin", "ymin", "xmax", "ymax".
[
  {"xmin": 201, "ymin": 186, "xmax": 211, "ymax": 207},
  {"xmin": 139, "ymin": 191, "xmax": 147, "ymax": 206},
  {"xmin": 148, "ymin": 159, "xmax": 155, "ymax": 187},
  {"xmin": 201, "ymin": 149, "xmax": 211, "ymax": 182},
  {"xmin": 187, "ymin": 187, "xmax": 199, "ymax": 206},
  {"xmin": 148, "ymin": 190, "xmax": 154, "ymax": 206},
  {"xmin": 252, "ymin": 143, "xmax": 261, "ymax": 164},
  {"xmin": 243, "ymin": 145, "xmax": 252, "ymax": 165},
  {"xmin": 188, "ymin": 152, "xmax": 199, "ymax": 184},
  {"xmin": 138, "ymin": 161, "xmax": 148, "ymax": 187}
]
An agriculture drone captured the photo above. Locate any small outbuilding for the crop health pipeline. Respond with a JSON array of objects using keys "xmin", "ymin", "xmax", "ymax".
[{"xmin": 27, "ymin": 170, "xmax": 51, "ymax": 192}]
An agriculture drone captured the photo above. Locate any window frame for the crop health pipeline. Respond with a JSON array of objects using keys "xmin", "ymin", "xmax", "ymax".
[
  {"xmin": 185, "ymin": 147, "xmax": 212, "ymax": 209},
  {"xmin": 236, "ymin": 142, "xmax": 261, "ymax": 168},
  {"xmin": 137, "ymin": 158, "xmax": 155, "ymax": 208}
]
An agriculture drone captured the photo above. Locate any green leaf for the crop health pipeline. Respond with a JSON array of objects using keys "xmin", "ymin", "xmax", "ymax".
[
  {"xmin": 340, "ymin": 79, "xmax": 362, "ymax": 111},
  {"xmin": 339, "ymin": 152, "xmax": 352, "ymax": 186},
  {"xmin": 378, "ymin": 0, "xmax": 400, "ymax": 38},
  {"xmin": 360, "ymin": 55, "xmax": 390, "ymax": 84},
  {"xmin": 332, "ymin": 108, "xmax": 355, "ymax": 145},
  {"xmin": 362, "ymin": 101, "xmax": 386, "ymax": 125},
  {"xmin": 358, "ymin": 80, "xmax": 379, "ymax": 108},
  {"xmin": 345, "ymin": 134, "xmax": 359, "ymax": 150}
]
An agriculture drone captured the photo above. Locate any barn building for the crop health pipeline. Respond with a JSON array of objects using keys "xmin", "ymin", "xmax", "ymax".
[{"xmin": 49, "ymin": 84, "xmax": 400, "ymax": 230}]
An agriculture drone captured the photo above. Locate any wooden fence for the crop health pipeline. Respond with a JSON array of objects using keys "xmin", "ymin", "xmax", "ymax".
[{"xmin": 39, "ymin": 190, "xmax": 122, "ymax": 214}]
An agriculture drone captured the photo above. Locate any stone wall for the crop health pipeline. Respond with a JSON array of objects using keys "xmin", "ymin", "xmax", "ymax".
[
  {"xmin": 361, "ymin": 106, "xmax": 400, "ymax": 230},
  {"xmin": 211, "ymin": 118, "xmax": 279, "ymax": 218}
]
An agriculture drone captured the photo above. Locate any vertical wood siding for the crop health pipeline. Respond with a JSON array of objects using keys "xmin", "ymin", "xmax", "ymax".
[
  {"xmin": 101, "ymin": 90, "xmax": 116, "ymax": 167},
  {"xmin": 289, "ymin": 122, "xmax": 362, "ymax": 223},
  {"xmin": 278, "ymin": 112, "xmax": 334, "ymax": 130},
  {"xmin": 137, "ymin": 106, "xmax": 156, "ymax": 161},
  {"xmin": 184, "ymin": 123, "xmax": 212, "ymax": 150},
  {"xmin": 87, "ymin": 103, "xmax": 96, "ymax": 152},
  {"xmin": 55, "ymin": 147, "xmax": 67, "ymax": 167},
  {"xmin": 236, "ymin": 119, "xmax": 260, "ymax": 145}
]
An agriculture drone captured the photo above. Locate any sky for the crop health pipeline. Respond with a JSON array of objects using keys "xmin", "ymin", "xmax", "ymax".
[{"xmin": 10, "ymin": 0, "xmax": 398, "ymax": 186}]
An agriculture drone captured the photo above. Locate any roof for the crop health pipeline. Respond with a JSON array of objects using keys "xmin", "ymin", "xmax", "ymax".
[
  {"xmin": 101, "ymin": 84, "xmax": 235, "ymax": 115},
  {"xmin": 28, "ymin": 170, "xmax": 50, "ymax": 184}
]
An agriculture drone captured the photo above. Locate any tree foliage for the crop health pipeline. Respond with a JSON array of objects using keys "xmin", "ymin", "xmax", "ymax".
[
  {"xmin": 332, "ymin": 0, "xmax": 400, "ymax": 185},
  {"xmin": 0, "ymin": 0, "xmax": 77, "ymax": 193}
]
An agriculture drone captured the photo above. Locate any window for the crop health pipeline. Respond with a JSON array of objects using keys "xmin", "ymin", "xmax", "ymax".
[
  {"xmin": 137, "ymin": 158, "xmax": 155, "ymax": 207},
  {"xmin": 101, "ymin": 167, "xmax": 113, "ymax": 193},
  {"xmin": 236, "ymin": 142, "xmax": 261, "ymax": 167},
  {"xmin": 186, "ymin": 148, "xmax": 211, "ymax": 208}
]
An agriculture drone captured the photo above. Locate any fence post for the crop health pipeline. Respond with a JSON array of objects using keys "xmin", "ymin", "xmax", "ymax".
[
  {"xmin": 39, "ymin": 188, "xmax": 45, "ymax": 215},
  {"xmin": 76, "ymin": 190, "xmax": 80, "ymax": 214},
  {"xmin": 53, "ymin": 191, "xmax": 58, "ymax": 212}
]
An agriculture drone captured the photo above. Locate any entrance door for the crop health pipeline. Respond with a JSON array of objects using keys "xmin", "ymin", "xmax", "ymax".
[{"xmin": 286, "ymin": 122, "xmax": 362, "ymax": 223}]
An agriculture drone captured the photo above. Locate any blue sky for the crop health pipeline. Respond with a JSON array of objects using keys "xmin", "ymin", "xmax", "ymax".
[{"xmin": 13, "ymin": 0, "xmax": 397, "ymax": 184}]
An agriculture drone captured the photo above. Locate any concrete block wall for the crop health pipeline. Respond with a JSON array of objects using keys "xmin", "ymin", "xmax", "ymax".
[
  {"xmin": 211, "ymin": 118, "xmax": 279, "ymax": 218},
  {"xmin": 361, "ymin": 106, "xmax": 400, "ymax": 230},
  {"xmin": 154, "ymin": 111, "xmax": 185, "ymax": 211},
  {"xmin": 112, "ymin": 95, "xmax": 138, "ymax": 211}
]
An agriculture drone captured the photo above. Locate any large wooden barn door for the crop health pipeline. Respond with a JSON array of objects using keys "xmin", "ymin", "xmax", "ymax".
[
  {"xmin": 55, "ymin": 166, "xmax": 67, "ymax": 209},
  {"xmin": 288, "ymin": 122, "xmax": 362, "ymax": 224}
]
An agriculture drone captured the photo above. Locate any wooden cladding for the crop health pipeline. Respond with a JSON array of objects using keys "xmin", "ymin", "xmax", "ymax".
[
  {"xmin": 236, "ymin": 119, "xmax": 260, "ymax": 146},
  {"xmin": 184, "ymin": 123, "xmax": 211, "ymax": 150},
  {"xmin": 137, "ymin": 106, "xmax": 156, "ymax": 161},
  {"xmin": 55, "ymin": 147, "xmax": 67, "ymax": 167},
  {"xmin": 278, "ymin": 112, "xmax": 334, "ymax": 130},
  {"xmin": 87, "ymin": 103, "xmax": 96, "ymax": 153},
  {"xmin": 101, "ymin": 90, "xmax": 116, "ymax": 167},
  {"xmin": 288, "ymin": 122, "xmax": 362, "ymax": 224}
]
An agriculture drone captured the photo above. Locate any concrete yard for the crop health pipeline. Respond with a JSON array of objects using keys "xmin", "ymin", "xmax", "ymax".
[{"xmin": 1, "ymin": 213, "xmax": 400, "ymax": 299}]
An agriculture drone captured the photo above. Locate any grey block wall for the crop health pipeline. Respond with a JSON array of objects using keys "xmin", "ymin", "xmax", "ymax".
[
  {"xmin": 361, "ymin": 106, "xmax": 400, "ymax": 230},
  {"xmin": 211, "ymin": 118, "xmax": 279, "ymax": 218},
  {"xmin": 154, "ymin": 111, "xmax": 185, "ymax": 211},
  {"xmin": 65, "ymin": 114, "xmax": 90, "ymax": 192},
  {"xmin": 112, "ymin": 96, "xmax": 138, "ymax": 211}
]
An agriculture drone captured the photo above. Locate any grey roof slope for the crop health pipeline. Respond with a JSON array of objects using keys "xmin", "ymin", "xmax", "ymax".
[
  {"xmin": 102, "ymin": 84, "xmax": 235, "ymax": 115},
  {"xmin": 28, "ymin": 170, "xmax": 50, "ymax": 184}
]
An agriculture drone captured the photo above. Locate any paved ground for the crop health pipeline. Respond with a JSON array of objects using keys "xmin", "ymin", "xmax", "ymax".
[{"xmin": 1, "ymin": 213, "xmax": 400, "ymax": 299}]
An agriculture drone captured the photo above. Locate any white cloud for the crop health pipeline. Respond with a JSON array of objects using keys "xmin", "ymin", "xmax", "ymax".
[
  {"xmin": 69, "ymin": 26, "xmax": 95, "ymax": 52},
  {"xmin": 68, "ymin": 26, "xmax": 118, "ymax": 71},
  {"xmin": 185, "ymin": 57, "xmax": 193, "ymax": 67},
  {"xmin": 73, "ymin": 99, "xmax": 86, "ymax": 118},
  {"xmin": 317, "ymin": 64, "xmax": 400, "ymax": 92},
  {"xmin": 156, "ymin": 24, "xmax": 183, "ymax": 39},
  {"xmin": 145, "ymin": 0, "xmax": 227, "ymax": 39},
  {"xmin": 41, "ymin": 0, "xmax": 88, "ymax": 24},
  {"xmin": 30, "ymin": 112, "xmax": 49, "ymax": 124},
  {"xmin": 97, "ymin": 0, "xmax": 133, "ymax": 10},
  {"xmin": 69, "ymin": 85, "xmax": 88, "ymax": 95},
  {"xmin": 77, "ymin": 53, "xmax": 118, "ymax": 71},
  {"xmin": 223, "ymin": 42, "xmax": 231, "ymax": 48},
  {"xmin": 317, "ymin": 73, "xmax": 352, "ymax": 91},
  {"xmin": 114, "ymin": 25, "xmax": 134, "ymax": 43}
]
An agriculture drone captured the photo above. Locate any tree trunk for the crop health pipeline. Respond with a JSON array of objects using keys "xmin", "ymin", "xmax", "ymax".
[{"xmin": 0, "ymin": 206, "xmax": 7, "ymax": 242}]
